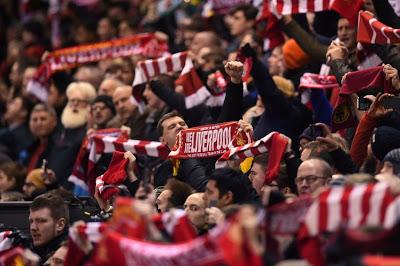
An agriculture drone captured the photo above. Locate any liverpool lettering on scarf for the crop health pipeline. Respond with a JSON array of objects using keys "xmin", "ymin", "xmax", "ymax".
[{"xmin": 169, "ymin": 122, "xmax": 252, "ymax": 159}]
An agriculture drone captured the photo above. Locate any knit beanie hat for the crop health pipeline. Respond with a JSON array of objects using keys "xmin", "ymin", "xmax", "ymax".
[
  {"xmin": 272, "ymin": 76, "xmax": 297, "ymax": 98},
  {"xmin": 26, "ymin": 169, "xmax": 46, "ymax": 189},
  {"xmin": 93, "ymin": 95, "xmax": 116, "ymax": 115},
  {"xmin": 383, "ymin": 148, "xmax": 400, "ymax": 176},
  {"xmin": 299, "ymin": 125, "xmax": 324, "ymax": 141},
  {"xmin": 371, "ymin": 126, "xmax": 400, "ymax": 161},
  {"xmin": 282, "ymin": 39, "xmax": 310, "ymax": 70}
]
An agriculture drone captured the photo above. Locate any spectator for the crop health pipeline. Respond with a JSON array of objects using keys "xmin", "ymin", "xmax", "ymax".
[
  {"xmin": 23, "ymin": 168, "xmax": 46, "ymax": 200},
  {"xmin": 45, "ymin": 241, "xmax": 68, "ymax": 266},
  {"xmin": 295, "ymin": 158, "xmax": 333, "ymax": 195},
  {"xmin": 108, "ymin": 85, "xmax": 147, "ymax": 139},
  {"xmin": 380, "ymin": 148, "xmax": 400, "ymax": 177},
  {"xmin": 29, "ymin": 192, "xmax": 69, "ymax": 265},
  {"xmin": 0, "ymin": 161, "xmax": 26, "ymax": 194},
  {"xmin": 154, "ymin": 111, "xmax": 208, "ymax": 191},
  {"xmin": 226, "ymin": 4, "xmax": 258, "ymax": 52},
  {"xmin": 90, "ymin": 95, "xmax": 116, "ymax": 130},
  {"xmin": 203, "ymin": 168, "xmax": 250, "ymax": 209},
  {"xmin": 156, "ymin": 179, "xmax": 193, "ymax": 213},
  {"xmin": 26, "ymin": 104, "xmax": 58, "ymax": 172},
  {"xmin": 184, "ymin": 193, "xmax": 207, "ymax": 234},
  {"xmin": 0, "ymin": 95, "xmax": 34, "ymax": 161},
  {"xmin": 48, "ymin": 72, "xmax": 71, "ymax": 118},
  {"xmin": 98, "ymin": 77, "xmax": 124, "ymax": 97},
  {"xmin": 61, "ymin": 82, "xmax": 96, "ymax": 130}
]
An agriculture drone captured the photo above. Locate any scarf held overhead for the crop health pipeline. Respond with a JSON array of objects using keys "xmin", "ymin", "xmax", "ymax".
[
  {"xmin": 132, "ymin": 51, "xmax": 210, "ymax": 112},
  {"xmin": 169, "ymin": 122, "xmax": 253, "ymax": 159},
  {"xmin": 357, "ymin": 11, "xmax": 400, "ymax": 45},
  {"xmin": 27, "ymin": 33, "xmax": 169, "ymax": 102}
]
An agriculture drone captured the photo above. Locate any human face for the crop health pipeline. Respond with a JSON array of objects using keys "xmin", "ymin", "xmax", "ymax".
[
  {"xmin": 113, "ymin": 87, "xmax": 137, "ymax": 123},
  {"xmin": 249, "ymin": 163, "xmax": 265, "ymax": 194},
  {"xmin": 91, "ymin": 102, "xmax": 114, "ymax": 126},
  {"xmin": 337, "ymin": 18, "xmax": 356, "ymax": 50},
  {"xmin": 184, "ymin": 193, "xmax": 207, "ymax": 230},
  {"xmin": 0, "ymin": 171, "xmax": 15, "ymax": 193},
  {"xmin": 228, "ymin": 11, "xmax": 252, "ymax": 37},
  {"xmin": 49, "ymin": 246, "xmax": 67, "ymax": 266},
  {"xmin": 29, "ymin": 111, "xmax": 57, "ymax": 139},
  {"xmin": 97, "ymin": 18, "xmax": 114, "ymax": 41},
  {"xmin": 296, "ymin": 160, "xmax": 328, "ymax": 195},
  {"xmin": 268, "ymin": 46, "xmax": 284, "ymax": 76},
  {"xmin": 190, "ymin": 32, "xmax": 212, "ymax": 55},
  {"xmin": 203, "ymin": 180, "xmax": 220, "ymax": 208},
  {"xmin": 380, "ymin": 161, "xmax": 395, "ymax": 176},
  {"xmin": 68, "ymin": 90, "xmax": 89, "ymax": 113},
  {"xmin": 48, "ymin": 84, "xmax": 66, "ymax": 108},
  {"xmin": 29, "ymin": 208, "xmax": 62, "ymax": 247},
  {"xmin": 156, "ymin": 189, "xmax": 172, "ymax": 213},
  {"xmin": 160, "ymin": 116, "xmax": 188, "ymax": 149},
  {"xmin": 115, "ymin": 64, "xmax": 133, "ymax": 85},
  {"xmin": 99, "ymin": 79, "xmax": 121, "ymax": 96},
  {"xmin": 4, "ymin": 97, "xmax": 24, "ymax": 124},
  {"xmin": 143, "ymin": 85, "xmax": 165, "ymax": 109},
  {"xmin": 23, "ymin": 181, "xmax": 37, "ymax": 198}
]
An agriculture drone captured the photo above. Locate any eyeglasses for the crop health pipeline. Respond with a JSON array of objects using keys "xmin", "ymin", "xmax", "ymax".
[
  {"xmin": 295, "ymin": 175, "xmax": 325, "ymax": 184},
  {"xmin": 68, "ymin": 98, "xmax": 89, "ymax": 106},
  {"xmin": 91, "ymin": 105, "xmax": 108, "ymax": 112}
]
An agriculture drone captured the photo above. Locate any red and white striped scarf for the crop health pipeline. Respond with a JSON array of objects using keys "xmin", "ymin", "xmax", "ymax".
[
  {"xmin": 90, "ymin": 216, "xmax": 262, "ymax": 266},
  {"xmin": 357, "ymin": 11, "xmax": 400, "ymax": 45},
  {"xmin": 89, "ymin": 136, "xmax": 169, "ymax": 166},
  {"xmin": 27, "ymin": 33, "xmax": 168, "ymax": 102},
  {"xmin": 69, "ymin": 128, "xmax": 123, "ymax": 193},
  {"xmin": 132, "ymin": 52, "xmax": 210, "ymax": 112},
  {"xmin": 216, "ymin": 132, "xmax": 288, "ymax": 184},
  {"xmin": 269, "ymin": 0, "xmax": 334, "ymax": 17},
  {"xmin": 65, "ymin": 222, "xmax": 109, "ymax": 266},
  {"xmin": 297, "ymin": 182, "xmax": 400, "ymax": 266}
]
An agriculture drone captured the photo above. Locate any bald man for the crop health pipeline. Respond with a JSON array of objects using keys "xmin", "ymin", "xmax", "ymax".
[
  {"xmin": 98, "ymin": 77, "xmax": 124, "ymax": 96},
  {"xmin": 295, "ymin": 158, "xmax": 333, "ymax": 195},
  {"xmin": 184, "ymin": 193, "xmax": 207, "ymax": 233},
  {"xmin": 107, "ymin": 85, "xmax": 147, "ymax": 139}
]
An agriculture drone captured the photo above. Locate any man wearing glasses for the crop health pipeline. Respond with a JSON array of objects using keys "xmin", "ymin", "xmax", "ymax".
[{"xmin": 295, "ymin": 158, "xmax": 333, "ymax": 195}]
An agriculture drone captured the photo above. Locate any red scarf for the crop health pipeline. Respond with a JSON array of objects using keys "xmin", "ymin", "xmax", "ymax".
[
  {"xmin": 169, "ymin": 122, "xmax": 253, "ymax": 159},
  {"xmin": 27, "ymin": 34, "xmax": 168, "ymax": 102}
]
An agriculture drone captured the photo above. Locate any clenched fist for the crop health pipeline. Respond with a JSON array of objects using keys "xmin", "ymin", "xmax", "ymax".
[{"xmin": 225, "ymin": 61, "xmax": 244, "ymax": 84}]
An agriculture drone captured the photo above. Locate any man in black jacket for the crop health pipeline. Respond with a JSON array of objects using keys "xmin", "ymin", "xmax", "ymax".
[
  {"xmin": 29, "ymin": 192, "xmax": 69, "ymax": 265},
  {"xmin": 154, "ymin": 111, "xmax": 209, "ymax": 192}
]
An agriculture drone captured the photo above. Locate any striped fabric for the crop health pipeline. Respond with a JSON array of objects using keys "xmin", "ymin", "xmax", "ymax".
[
  {"xmin": 89, "ymin": 135, "xmax": 169, "ymax": 166},
  {"xmin": 68, "ymin": 128, "xmax": 124, "ymax": 192},
  {"xmin": 216, "ymin": 132, "xmax": 288, "ymax": 183},
  {"xmin": 357, "ymin": 11, "xmax": 400, "ymax": 45},
  {"xmin": 132, "ymin": 52, "xmax": 210, "ymax": 111},
  {"xmin": 298, "ymin": 182, "xmax": 400, "ymax": 265},
  {"xmin": 270, "ymin": 0, "xmax": 335, "ymax": 16},
  {"xmin": 216, "ymin": 131, "xmax": 280, "ymax": 166}
]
